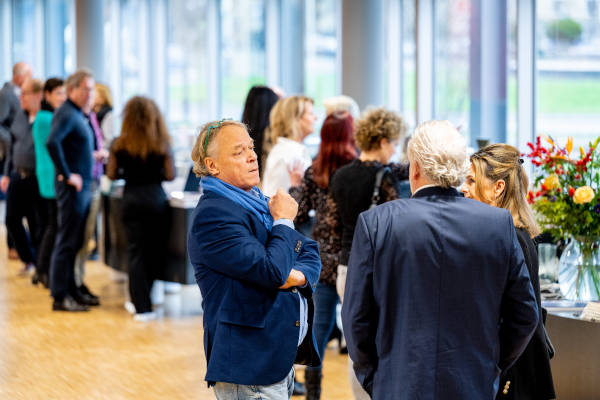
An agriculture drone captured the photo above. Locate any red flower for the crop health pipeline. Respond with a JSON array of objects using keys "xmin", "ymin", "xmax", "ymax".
[{"xmin": 568, "ymin": 187, "xmax": 575, "ymax": 197}]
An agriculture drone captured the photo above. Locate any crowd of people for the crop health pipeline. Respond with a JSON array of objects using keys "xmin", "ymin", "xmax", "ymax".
[
  {"xmin": 189, "ymin": 85, "xmax": 556, "ymax": 400},
  {"xmin": 0, "ymin": 63, "xmax": 173, "ymax": 321},
  {"xmin": 1, "ymin": 59, "xmax": 556, "ymax": 399}
]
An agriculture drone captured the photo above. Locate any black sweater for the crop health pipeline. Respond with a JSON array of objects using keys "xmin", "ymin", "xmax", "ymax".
[{"xmin": 330, "ymin": 159, "xmax": 409, "ymax": 265}]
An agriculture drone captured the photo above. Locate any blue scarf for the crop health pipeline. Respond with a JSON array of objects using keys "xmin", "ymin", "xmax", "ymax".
[{"xmin": 201, "ymin": 176, "xmax": 274, "ymax": 231}]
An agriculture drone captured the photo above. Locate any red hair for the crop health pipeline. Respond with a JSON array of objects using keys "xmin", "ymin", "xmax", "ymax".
[{"xmin": 313, "ymin": 111, "xmax": 357, "ymax": 188}]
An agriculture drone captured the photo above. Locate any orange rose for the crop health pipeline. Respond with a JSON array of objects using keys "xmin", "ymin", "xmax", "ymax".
[
  {"xmin": 543, "ymin": 174, "xmax": 560, "ymax": 191},
  {"xmin": 573, "ymin": 186, "xmax": 595, "ymax": 204}
]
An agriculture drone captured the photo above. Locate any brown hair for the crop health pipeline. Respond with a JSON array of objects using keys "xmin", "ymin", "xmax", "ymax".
[
  {"xmin": 470, "ymin": 144, "xmax": 541, "ymax": 237},
  {"xmin": 269, "ymin": 95, "xmax": 313, "ymax": 143},
  {"xmin": 355, "ymin": 107, "xmax": 407, "ymax": 152},
  {"xmin": 112, "ymin": 96, "xmax": 171, "ymax": 160},
  {"xmin": 24, "ymin": 78, "xmax": 44, "ymax": 93},
  {"xmin": 191, "ymin": 120, "xmax": 248, "ymax": 177}
]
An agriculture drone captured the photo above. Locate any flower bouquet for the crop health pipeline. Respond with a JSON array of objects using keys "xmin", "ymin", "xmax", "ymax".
[{"xmin": 525, "ymin": 135, "xmax": 600, "ymax": 300}]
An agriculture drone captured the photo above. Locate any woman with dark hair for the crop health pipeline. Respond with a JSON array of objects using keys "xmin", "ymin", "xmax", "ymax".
[
  {"xmin": 289, "ymin": 111, "xmax": 357, "ymax": 400},
  {"xmin": 31, "ymin": 78, "xmax": 67, "ymax": 287},
  {"xmin": 461, "ymin": 144, "xmax": 555, "ymax": 400},
  {"xmin": 241, "ymin": 85, "xmax": 280, "ymax": 175},
  {"xmin": 106, "ymin": 96, "xmax": 175, "ymax": 321}
]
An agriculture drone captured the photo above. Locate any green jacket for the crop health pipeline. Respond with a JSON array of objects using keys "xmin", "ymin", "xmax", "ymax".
[{"xmin": 32, "ymin": 110, "xmax": 55, "ymax": 199}]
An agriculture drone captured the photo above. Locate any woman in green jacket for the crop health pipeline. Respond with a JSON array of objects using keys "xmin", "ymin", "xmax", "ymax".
[{"xmin": 31, "ymin": 78, "xmax": 66, "ymax": 287}]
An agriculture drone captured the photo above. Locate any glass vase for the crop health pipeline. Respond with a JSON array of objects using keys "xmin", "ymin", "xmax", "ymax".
[{"xmin": 558, "ymin": 236, "xmax": 600, "ymax": 301}]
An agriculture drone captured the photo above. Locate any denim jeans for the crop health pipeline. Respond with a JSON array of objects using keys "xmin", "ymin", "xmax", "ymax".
[
  {"xmin": 213, "ymin": 368, "xmax": 294, "ymax": 400},
  {"xmin": 306, "ymin": 282, "xmax": 339, "ymax": 374}
]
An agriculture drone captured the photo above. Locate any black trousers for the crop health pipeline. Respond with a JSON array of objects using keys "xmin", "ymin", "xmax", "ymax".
[
  {"xmin": 50, "ymin": 180, "xmax": 91, "ymax": 300},
  {"xmin": 36, "ymin": 198, "xmax": 57, "ymax": 276},
  {"xmin": 5, "ymin": 172, "xmax": 42, "ymax": 264},
  {"xmin": 122, "ymin": 184, "xmax": 170, "ymax": 314}
]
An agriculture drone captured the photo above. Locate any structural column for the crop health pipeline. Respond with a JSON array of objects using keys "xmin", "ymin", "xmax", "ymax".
[
  {"xmin": 341, "ymin": 0, "xmax": 385, "ymax": 110},
  {"xmin": 469, "ymin": 0, "xmax": 508, "ymax": 146},
  {"xmin": 75, "ymin": 0, "xmax": 104, "ymax": 81}
]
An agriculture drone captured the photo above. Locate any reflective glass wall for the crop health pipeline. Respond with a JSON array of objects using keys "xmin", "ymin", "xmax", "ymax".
[
  {"xmin": 1, "ymin": 0, "xmax": 599, "ymax": 156},
  {"xmin": 537, "ymin": 0, "xmax": 600, "ymax": 149}
]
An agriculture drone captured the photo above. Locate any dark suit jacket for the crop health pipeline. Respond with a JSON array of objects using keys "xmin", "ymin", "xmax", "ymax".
[
  {"xmin": 187, "ymin": 190, "xmax": 322, "ymax": 386},
  {"xmin": 0, "ymin": 82, "xmax": 21, "ymax": 157},
  {"xmin": 46, "ymin": 99, "xmax": 94, "ymax": 182},
  {"xmin": 341, "ymin": 186, "xmax": 539, "ymax": 400}
]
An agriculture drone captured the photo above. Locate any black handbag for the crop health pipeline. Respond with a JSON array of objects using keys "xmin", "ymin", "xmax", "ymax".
[{"xmin": 370, "ymin": 166, "xmax": 391, "ymax": 209}]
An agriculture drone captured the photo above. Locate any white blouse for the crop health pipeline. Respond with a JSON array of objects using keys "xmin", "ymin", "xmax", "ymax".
[{"xmin": 261, "ymin": 137, "xmax": 312, "ymax": 197}]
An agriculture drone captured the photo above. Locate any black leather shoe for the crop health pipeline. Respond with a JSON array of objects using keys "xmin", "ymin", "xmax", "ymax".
[
  {"xmin": 78, "ymin": 284, "xmax": 100, "ymax": 301},
  {"xmin": 53, "ymin": 295, "xmax": 90, "ymax": 312},
  {"xmin": 74, "ymin": 292, "xmax": 100, "ymax": 306}
]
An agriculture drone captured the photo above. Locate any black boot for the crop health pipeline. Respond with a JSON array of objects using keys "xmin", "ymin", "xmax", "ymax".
[{"xmin": 305, "ymin": 368, "xmax": 322, "ymax": 400}]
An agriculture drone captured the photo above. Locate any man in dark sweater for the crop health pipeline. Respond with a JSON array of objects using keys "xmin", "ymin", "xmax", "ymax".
[
  {"xmin": 0, "ymin": 62, "xmax": 31, "ymax": 255},
  {"xmin": 46, "ymin": 69, "xmax": 96, "ymax": 312},
  {"xmin": 0, "ymin": 78, "xmax": 43, "ymax": 275}
]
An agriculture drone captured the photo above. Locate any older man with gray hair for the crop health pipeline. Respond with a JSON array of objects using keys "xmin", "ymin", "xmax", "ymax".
[{"xmin": 341, "ymin": 120, "xmax": 539, "ymax": 400}]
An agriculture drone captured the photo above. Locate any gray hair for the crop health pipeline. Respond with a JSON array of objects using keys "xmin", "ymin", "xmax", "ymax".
[
  {"xmin": 323, "ymin": 95, "xmax": 360, "ymax": 119},
  {"xmin": 407, "ymin": 120, "xmax": 469, "ymax": 188},
  {"xmin": 191, "ymin": 120, "xmax": 248, "ymax": 177},
  {"xmin": 65, "ymin": 68, "xmax": 94, "ymax": 90}
]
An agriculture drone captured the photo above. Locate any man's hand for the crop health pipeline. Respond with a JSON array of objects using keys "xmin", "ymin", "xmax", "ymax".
[
  {"xmin": 0, "ymin": 176, "xmax": 9, "ymax": 193},
  {"xmin": 66, "ymin": 173, "xmax": 83, "ymax": 192},
  {"xmin": 279, "ymin": 269, "xmax": 307, "ymax": 289},
  {"xmin": 268, "ymin": 188, "xmax": 298, "ymax": 220}
]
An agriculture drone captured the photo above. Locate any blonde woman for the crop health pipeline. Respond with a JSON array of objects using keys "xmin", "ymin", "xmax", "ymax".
[
  {"xmin": 461, "ymin": 143, "xmax": 555, "ymax": 400},
  {"xmin": 92, "ymin": 82, "xmax": 114, "ymax": 146},
  {"xmin": 261, "ymin": 95, "xmax": 317, "ymax": 196}
]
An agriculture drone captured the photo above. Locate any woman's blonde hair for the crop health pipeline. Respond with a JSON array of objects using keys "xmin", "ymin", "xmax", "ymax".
[
  {"xmin": 407, "ymin": 120, "xmax": 468, "ymax": 188},
  {"xmin": 95, "ymin": 83, "xmax": 113, "ymax": 108},
  {"xmin": 191, "ymin": 120, "xmax": 247, "ymax": 177},
  {"xmin": 471, "ymin": 144, "xmax": 541, "ymax": 238},
  {"xmin": 112, "ymin": 96, "xmax": 171, "ymax": 160},
  {"xmin": 354, "ymin": 107, "xmax": 407, "ymax": 152},
  {"xmin": 269, "ymin": 95, "xmax": 313, "ymax": 142}
]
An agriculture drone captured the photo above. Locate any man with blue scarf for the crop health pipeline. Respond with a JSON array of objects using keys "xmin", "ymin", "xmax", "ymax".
[{"xmin": 188, "ymin": 119, "xmax": 322, "ymax": 399}]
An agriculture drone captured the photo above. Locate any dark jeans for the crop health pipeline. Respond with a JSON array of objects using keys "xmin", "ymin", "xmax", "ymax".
[
  {"xmin": 50, "ymin": 180, "xmax": 91, "ymax": 300},
  {"xmin": 122, "ymin": 184, "xmax": 170, "ymax": 314},
  {"xmin": 306, "ymin": 282, "xmax": 339, "ymax": 373},
  {"xmin": 37, "ymin": 198, "xmax": 57, "ymax": 276},
  {"xmin": 5, "ymin": 172, "xmax": 42, "ymax": 264}
]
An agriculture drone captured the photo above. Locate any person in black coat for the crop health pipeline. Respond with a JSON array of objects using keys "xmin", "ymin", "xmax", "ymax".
[
  {"xmin": 341, "ymin": 121, "xmax": 539, "ymax": 400},
  {"xmin": 462, "ymin": 143, "xmax": 555, "ymax": 400},
  {"xmin": 106, "ymin": 96, "xmax": 175, "ymax": 321}
]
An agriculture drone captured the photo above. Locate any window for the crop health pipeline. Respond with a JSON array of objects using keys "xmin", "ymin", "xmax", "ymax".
[
  {"xmin": 11, "ymin": 0, "xmax": 43, "ymax": 75},
  {"xmin": 120, "ymin": 0, "xmax": 149, "ymax": 100},
  {"xmin": 167, "ymin": 0, "xmax": 210, "ymax": 128},
  {"xmin": 537, "ymin": 0, "xmax": 600, "ymax": 149},
  {"xmin": 434, "ymin": 0, "xmax": 472, "ymax": 141},
  {"xmin": 220, "ymin": 0, "xmax": 267, "ymax": 119},
  {"xmin": 305, "ymin": 0, "xmax": 339, "ymax": 109}
]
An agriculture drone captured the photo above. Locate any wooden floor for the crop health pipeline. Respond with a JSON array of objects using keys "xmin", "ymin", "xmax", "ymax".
[{"xmin": 0, "ymin": 224, "xmax": 354, "ymax": 399}]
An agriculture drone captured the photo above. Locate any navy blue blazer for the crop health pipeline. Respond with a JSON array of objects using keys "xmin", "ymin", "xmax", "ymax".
[
  {"xmin": 341, "ymin": 186, "xmax": 539, "ymax": 400},
  {"xmin": 46, "ymin": 99, "xmax": 94, "ymax": 181},
  {"xmin": 187, "ymin": 190, "xmax": 322, "ymax": 386}
]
